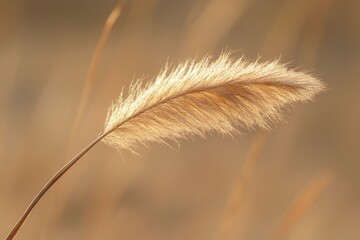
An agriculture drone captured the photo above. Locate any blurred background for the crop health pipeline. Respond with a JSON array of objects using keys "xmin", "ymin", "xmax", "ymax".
[{"xmin": 0, "ymin": 0, "xmax": 359, "ymax": 239}]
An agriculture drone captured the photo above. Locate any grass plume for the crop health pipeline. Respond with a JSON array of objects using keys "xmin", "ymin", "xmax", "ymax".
[
  {"xmin": 5, "ymin": 52, "xmax": 324, "ymax": 240},
  {"xmin": 103, "ymin": 53, "xmax": 324, "ymax": 152}
]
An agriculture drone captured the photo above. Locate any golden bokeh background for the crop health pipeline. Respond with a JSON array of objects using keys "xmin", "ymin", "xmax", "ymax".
[{"xmin": 0, "ymin": 0, "xmax": 359, "ymax": 239}]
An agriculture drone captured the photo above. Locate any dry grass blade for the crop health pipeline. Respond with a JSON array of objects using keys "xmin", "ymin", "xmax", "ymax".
[
  {"xmin": 182, "ymin": 0, "xmax": 251, "ymax": 54},
  {"xmin": 67, "ymin": 2, "xmax": 122, "ymax": 157},
  {"xmin": 269, "ymin": 170, "xmax": 335, "ymax": 240},
  {"xmin": 261, "ymin": 1, "xmax": 317, "ymax": 56},
  {"xmin": 38, "ymin": 3, "xmax": 123, "ymax": 239},
  {"xmin": 5, "ymin": 52, "xmax": 324, "ymax": 240},
  {"xmin": 103, "ymin": 53, "xmax": 324, "ymax": 152},
  {"xmin": 298, "ymin": 0, "xmax": 333, "ymax": 65},
  {"xmin": 5, "ymin": 3, "xmax": 123, "ymax": 240},
  {"xmin": 217, "ymin": 131, "xmax": 268, "ymax": 240}
]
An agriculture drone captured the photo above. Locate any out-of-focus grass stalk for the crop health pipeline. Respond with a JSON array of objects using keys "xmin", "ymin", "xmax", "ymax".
[
  {"xmin": 298, "ymin": 0, "xmax": 333, "ymax": 66},
  {"xmin": 217, "ymin": 132, "xmax": 268, "ymax": 240},
  {"xmin": 269, "ymin": 170, "xmax": 335, "ymax": 240},
  {"xmin": 39, "ymin": 3, "xmax": 123, "ymax": 239},
  {"xmin": 181, "ymin": 0, "xmax": 252, "ymax": 55},
  {"xmin": 80, "ymin": 2, "xmax": 161, "ymax": 237},
  {"xmin": 66, "ymin": 2, "xmax": 122, "ymax": 159},
  {"xmin": 261, "ymin": 0, "xmax": 317, "ymax": 57},
  {"xmin": 221, "ymin": 1, "xmax": 333, "ymax": 239}
]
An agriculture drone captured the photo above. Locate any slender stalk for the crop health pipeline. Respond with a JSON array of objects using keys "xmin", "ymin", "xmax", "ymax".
[
  {"xmin": 5, "ymin": 132, "xmax": 109, "ymax": 240},
  {"xmin": 39, "ymin": 4, "xmax": 122, "ymax": 238},
  {"xmin": 6, "ymin": 6, "xmax": 122, "ymax": 239},
  {"xmin": 66, "ymin": 2, "xmax": 122, "ymax": 159}
]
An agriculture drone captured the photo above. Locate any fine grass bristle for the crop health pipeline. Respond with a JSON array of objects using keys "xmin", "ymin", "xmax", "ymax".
[{"xmin": 103, "ymin": 52, "xmax": 324, "ymax": 153}]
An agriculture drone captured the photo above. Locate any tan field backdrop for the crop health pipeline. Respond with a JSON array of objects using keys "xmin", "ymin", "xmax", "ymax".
[{"xmin": 0, "ymin": 0, "xmax": 359, "ymax": 239}]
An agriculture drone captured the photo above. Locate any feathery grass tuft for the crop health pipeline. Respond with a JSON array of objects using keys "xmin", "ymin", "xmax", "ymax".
[
  {"xmin": 5, "ymin": 52, "xmax": 324, "ymax": 240},
  {"xmin": 103, "ymin": 52, "xmax": 324, "ymax": 152}
]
